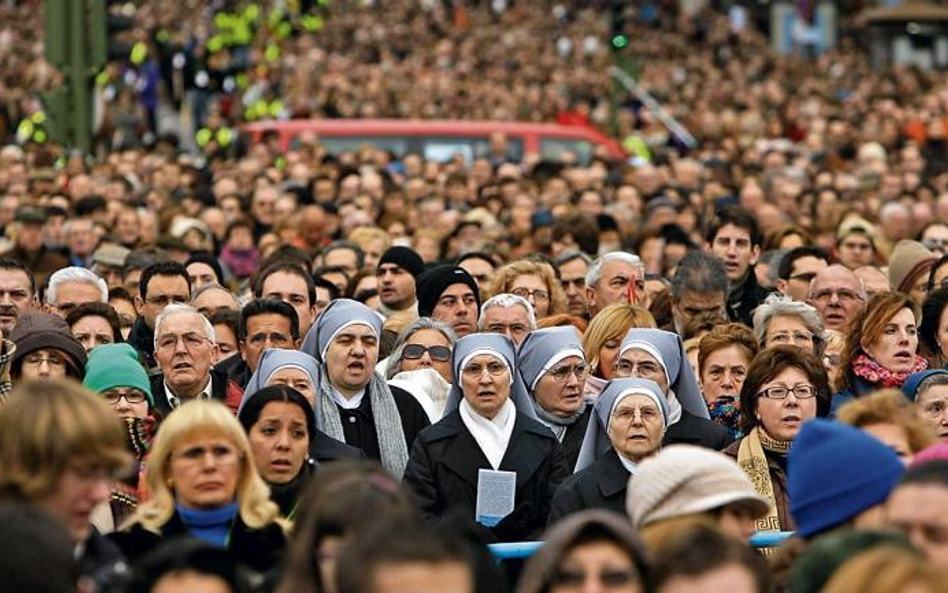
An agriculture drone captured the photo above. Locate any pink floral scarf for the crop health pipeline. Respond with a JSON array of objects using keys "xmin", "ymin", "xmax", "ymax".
[{"xmin": 852, "ymin": 353, "xmax": 928, "ymax": 388}]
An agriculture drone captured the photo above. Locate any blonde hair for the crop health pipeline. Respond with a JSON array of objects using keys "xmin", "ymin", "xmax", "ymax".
[
  {"xmin": 348, "ymin": 227, "xmax": 392, "ymax": 253},
  {"xmin": 127, "ymin": 400, "xmax": 280, "ymax": 532},
  {"xmin": 583, "ymin": 304, "xmax": 657, "ymax": 375},
  {"xmin": 836, "ymin": 389, "xmax": 936, "ymax": 454},
  {"xmin": 0, "ymin": 379, "xmax": 130, "ymax": 499},
  {"xmin": 822, "ymin": 547, "xmax": 948, "ymax": 593},
  {"xmin": 482, "ymin": 260, "xmax": 567, "ymax": 318}
]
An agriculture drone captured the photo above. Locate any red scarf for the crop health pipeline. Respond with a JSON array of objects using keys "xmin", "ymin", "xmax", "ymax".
[{"xmin": 852, "ymin": 353, "xmax": 928, "ymax": 388}]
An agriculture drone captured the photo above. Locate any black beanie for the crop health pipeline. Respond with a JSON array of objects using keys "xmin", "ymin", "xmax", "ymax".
[
  {"xmin": 416, "ymin": 265, "xmax": 480, "ymax": 317},
  {"xmin": 378, "ymin": 246, "xmax": 425, "ymax": 278}
]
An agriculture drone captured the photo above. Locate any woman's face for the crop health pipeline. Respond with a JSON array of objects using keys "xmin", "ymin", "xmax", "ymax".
[
  {"xmin": 549, "ymin": 540, "xmax": 643, "ymax": 593},
  {"xmin": 400, "ymin": 328, "xmax": 453, "ymax": 382},
  {"xmin": 460, "ymin": 354, "xmax": 511, "ymax": 419},
  {"xmin": 168, "ymin": 432, "xmax": 242, "ymax": 510},
  {"xmin": 597, "ymin": 336, "xmax": 621, "ymax": 380},
  {"xmin": 700, "ymin": 345, "xmax": 750, "ymax": 404},
  {"xmin": 717, "ymin": 503, "xmax": 759, "ymax": 541},
  {"xmin": 248, "ymin": 402, "xmax": 310, "ymax": 485},
  {"xmin": 862, "ymin": 422, "xmax": 913, "ymax": 466},
  {"xmin": 764, "ymin": 315, "xmax": 816, "ymax": 355},
  {"xmin": 932, "ymin": 261, "xmax": 948, "ymax": 289},
  {"xmin": 614, "ymin": 348, "xmax": 669, "ymax": 394},
  {"xmin": 20, "ymin": 348, "xmax": 70, "ymax": 380},
  {"xmin": 534, "ymin": 355, "xmax": 588, "ymax": 418},
  {"xmin": 917, "ymin": 384, "xmax": 948, "ymax": 441},
  {"xmin": 864, "ymin": 307, "xmax": 919, "ymax": 373},
  {"xmin": 268, "ymin": 368, "xmax": 316, "ymax": 407},
  {"xmin": 608, "ymin": 394, "xmax": 664, "ymax": 462},
  {"xmin": 755, "ymin": 366, "xmax": 818, "ymax": 442},
  {"xmin": 103, "ymin": 387, "xmax": 149, "ymax": 419},
  {"xmin": 71, "ymin": 315, "xmax": 115, "ymax": 353},
  {"xmin": 510, "ymin": 274, "xmax": 550, "ymax": 318}
]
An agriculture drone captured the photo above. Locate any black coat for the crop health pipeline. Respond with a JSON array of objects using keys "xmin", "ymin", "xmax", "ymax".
[
  {"xmin": 663, "ymin": 409, "xmax": 733, "ymax": 450},
  {"xmin": 403, "ymin": 410, "xmax": 569, "ymax": 542},
  {"xmin": 548, "ymin": 448, "xmax": 630, "ymax": 525},
  {"xmin": 214, "ymin": 353, "xmax": 252, "ymax": 389},
  {"xmin": 108, "ymin": 511, "xmax": 286, "ymax": 575},
  {"xmin": 558, "ymin": 407, "xmax": 593, "ymax": 473},
  {"xmin": 334, "ymin": 385, "xmax": 430, "ymax": 462},
  {"xmin": 150, "ymin": 367, "xmax": 234, "ymax": 415},
  {"xmin": 727, "ymin": 268, "xmax": 775, "ymax": 327},
  {"xmin": 127, "ymin": 317, "xmax": 156, "ymax": 370},
  {"xmin": 311, "ymin": 428, "xmax": 364, "ymax": 463}
]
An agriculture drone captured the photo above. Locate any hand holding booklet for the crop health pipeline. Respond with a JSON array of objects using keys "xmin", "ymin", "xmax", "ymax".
[{"xmin": 475, "ymin": 469, "xmax": 516, "ymax": 527}]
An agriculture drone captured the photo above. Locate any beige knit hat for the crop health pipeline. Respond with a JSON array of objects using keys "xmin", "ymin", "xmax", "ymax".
[
  {"xmin": 888, "ymin": 239, "xmax": 937, "ymax": 294},
  {"xmin": 626, "ymin": 444, "xmax": 769, "ymax": 528}
]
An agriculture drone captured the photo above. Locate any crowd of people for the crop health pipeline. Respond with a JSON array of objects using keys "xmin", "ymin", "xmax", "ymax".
[{"xmin": 2, "ymin": 1, "xmax": 948, "ymax": 593}]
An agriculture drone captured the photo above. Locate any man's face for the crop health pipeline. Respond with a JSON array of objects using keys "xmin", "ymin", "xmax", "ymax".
[
  {"xmin": 807, "ymin": 266, "xmax": 866, "ymax": 331},
  {"xmin": 709, "ymin": 223, "xmax": 759, "ymax": 282},
  {"xmin": 136, "ymin": 274, "xmax": 191, "ymax": 329},
  {"xmin": 192, "ymin": 288, "xmax": 238, "ymax": 318},
  {"xmin": 558, "ymin": 258, "xmax": 589, "ymax": 317},
  {"xmin": 324, "ymin": 324, "xmax": 378, "ymax": 396},
  {"xmin": 154, "ymin": 312, "xmax": 218, "ymax": 396},
  {"xmin": 17, "ymin": 221, "xmax": 43, "ymax": 252},
  {"xmin": 887, "ymin": 484, "xmax": 948, "ymax": 571},
  {"xmin": 0, "ymin": 269, "xmax": 33, "ymax": 332},
  {"xmin": 672, "ymin": 290, "xmax": 727, "ymax": 334},
  {"xmin": 855, "ymin": 266, "xmax": 891, "ymax": 300},
  {"xmin": 779, "ymin": 256, "xmax": 828, "ymax": 302},
  {"xmin": 51, "ymin": 281, "xmax": 102, "ymax": 317},
  {"xmin": 324, "ymin": 248, "xmax": 359, "ymax": 277},
  {"xmin": 239, "ymin": 313, "xmax": 297, "ymax": 373},
  {"xmin": 837, "ymin": 233, "xmax": 875, "ymax": 269},
  {"xmin": 377, "ymin": 264, "xmax": 416, "ymax": 310},
  {"xmin": 458, "ymin": 258, "xmax": 494, "ymax": 294},
  {"xmin": 261, "ymin": 271, "xmax": 316, "ymax": 335},
  {"xmin": 432, "ymin": 283, "xmax": 479, "ymax": 337},
  {"xmin": 480, "ymin": 305, "xmax": 532, "ymax": 346},
  {"xmin": 67, "ymin": 220, "xmax": 95, "ymax": 256},
  {"xmin": 587, "ymin": 260, "xmax": 645, "ymax": 315}
]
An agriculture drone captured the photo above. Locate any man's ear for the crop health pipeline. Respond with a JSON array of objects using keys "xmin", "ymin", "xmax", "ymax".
[
  {"xmin": 750, "ymin": 245, "xmax": 761, "ymax": 266},
  {"xmin": 134, "ymin": 295, "xmax": 145, "ymax": 316},
  {"xmin": 775, "ymin": 279, "xmax": 789, "ymax": 295}
]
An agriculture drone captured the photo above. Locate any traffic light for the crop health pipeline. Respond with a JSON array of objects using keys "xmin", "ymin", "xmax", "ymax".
[{"xmin": 610, "ymin": 1, "xmax": 629, "ymax": 52}]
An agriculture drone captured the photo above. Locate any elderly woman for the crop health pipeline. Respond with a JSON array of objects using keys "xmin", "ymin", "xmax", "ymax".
[
  {"xmin": 753, "ymin": 293, "xmax": 825, "ymax": 358},
  {"xmin": 549, "ymin": 378, "xmax": 667, "ymax": 523},
  {"xmin": 403, "ymin": 333, "xmax": 568, "ymax": 542},
  {"xmin": 614, "ymin": 328, "xmax": 732, "ymax": 449},
  {"xmin": 384, "ymin": 318, "xmax": 456, "ymax": 421},
  {"xmin": 519, "ymin": 326, "xmax": 592, "ymax": 469},
  {"xmin": 697, "ymin": 323, "xmax": 760, "ymax": 439},
  {"xmin": 515, "ymin": 510, "xmax": 650, "ymax": 593},
  {"xmin": 581, "ymin": 303, "xmax": 657, "ymax": 398},
  {"xmin": 483, "ymin": 260, "xmax": 567, "ymax": 320},
  {"xmin": 903, "ymin": 370, "xmax": 948, "ymax": 442},
  {"xmin": 837, "ymin": 389, "xmax": 936, "ymax": 465},
  {"xmin": 833, "ymin": 293, "xmax": 928, "ymax": 414},
  {"xmin": 723, "ymin": 346, "xmax": 832, "ymax": 533},
  {"xmin": 109, "ymin": 400, "xmax": 287, "ymax": 576}
]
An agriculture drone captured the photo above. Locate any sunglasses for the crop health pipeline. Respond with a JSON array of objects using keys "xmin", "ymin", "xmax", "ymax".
[{"xmin": 402, "ymin": 344, "xmax": 451, "ymax": 362}]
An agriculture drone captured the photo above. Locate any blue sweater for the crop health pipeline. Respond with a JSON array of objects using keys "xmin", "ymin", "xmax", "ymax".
[{"xmin": 176, "ymin": 503, "xmax": 238, "ymax": 547}]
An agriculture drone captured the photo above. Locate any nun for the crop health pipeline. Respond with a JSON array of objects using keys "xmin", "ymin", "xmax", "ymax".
[
  {"xmin": 549, "ymin": 378, "xmax": 668, "ymax": 524},
  {"xmin": 614, "ymin": 328, "xmax": 733, "ymax": 449},
  {"xmin": 518, "ymin": 326, "xmax": 593, "ymax": 470},
  {"xmin": 403, "ymin": 333, "xmax": 569, "ymax": 542},
  {"xmin": 301, "ymin": 299, "xmax": 430, "ymax": 478},
  {"xmin": 238, "ymin": 349, "xmax": 362, "ymax": 465}
]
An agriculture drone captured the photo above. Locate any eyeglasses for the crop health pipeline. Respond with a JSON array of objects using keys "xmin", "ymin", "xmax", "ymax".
[
  {"xmin": 611, "ymin": 405, "xmax": 662, "ymax": 423},
  {"xmin": 768, "ymin": 331, "xmax": 815, "ymax": 346},
  {"xmin": 614, "ymin": 359, "xmax": 663, "ymax": 377},
  {"xmin": 547, "ymin": 362, "xmax": 590, "ymax": 382},
  {"xmin": 511, "ymin": 287, "xmax": 550, "ymax": 302},
  {"xmin": 757, "ymin": 384, "xmax": 816, "ymax": 400},
  {"xmin": 462, "ymin": 361, "xmax": 508, "ymax": 379},
  {"xmin": 551, "ymin": 568, "xmax": 639, "ymax": 588},
  {"xmin": 810, "ymin": 288, "xmax": 863, "ymax": 303},
  {"xmin": 22, "ymin": 353, "xmax": 66, "ymax": 368},
  {"xmin": 156, "ymin": 332, "xmax": 211, "ymax": 351},
  {"xmin": 403, "ymin": 344, "xmax": 451, "ymax": 362},
  {"xmin": 172, "ymin": 444, "xmax": 241, "ymax": 467},
  {"xmin": 102, "ymin": 389, "xmax": 148, "ymax": 404}
]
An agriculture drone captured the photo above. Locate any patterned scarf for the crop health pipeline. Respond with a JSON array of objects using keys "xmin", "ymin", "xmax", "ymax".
[
  {"xmin": 852, "ymin": 353, "xmax": 928, "ymax": 388},
  {"xmin": 737, "ymin": 427, "xmax": 790, "ymax": 537},
  {"xmin": 708, "ymin": 396, "xmax": 743, "ymax": 440},
  {"xmin": 111, "ymin": 415, "xmax": 158, "ymax": 526},
  {"xmin": 316, "ymin": 367, "xmax": 409, "ymax": 479}
]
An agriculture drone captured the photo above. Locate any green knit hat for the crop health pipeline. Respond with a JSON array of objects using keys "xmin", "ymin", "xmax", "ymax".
[{"xmin": 82, "ymin": 343, "xmax": 153, "ymax": 406}]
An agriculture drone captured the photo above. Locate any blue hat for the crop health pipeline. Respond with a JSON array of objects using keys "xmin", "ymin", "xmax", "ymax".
[
  {"xmin": 789, "ymin": 419, "xmax": 905, "ymax": 538},
  {"xmin": 301, "ymin": 298, "xmax": 382, "ymax": 363},
  {"xmin": 238, "ymin": 348, "xmax": 320, "ymax": 413},
  {"xmin": 901, "ymin": 369, "xmax": 948, "ymax": 401}
]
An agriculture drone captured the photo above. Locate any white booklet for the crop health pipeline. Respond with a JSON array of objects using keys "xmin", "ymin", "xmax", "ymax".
[{"xmin": 476, "ymin": 469, "xmax": 517, "ymax": 527}]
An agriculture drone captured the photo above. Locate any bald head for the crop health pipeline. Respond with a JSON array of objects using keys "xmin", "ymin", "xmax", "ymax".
[
  {"xmin": 807, "ymin": 265, "xmax": 867, "ymax": 331},
  {"xmin": 854, "ymin": 266, "xmax": 890, "ymax": 299}
]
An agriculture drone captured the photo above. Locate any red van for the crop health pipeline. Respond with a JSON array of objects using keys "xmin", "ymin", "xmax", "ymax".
[{"xmin": 241, "ymin": 119, "xmax": 626, "ymax": 164}]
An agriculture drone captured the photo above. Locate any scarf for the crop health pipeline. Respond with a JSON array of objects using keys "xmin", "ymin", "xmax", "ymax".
[
  {"xmin": 533, "ymin": 400, "xmax": 588, "ymax": 442},
  {"xmin": 220, "ymin": 246, "xmax": 259, "ymax": 278},
  {"xmin": 665, "ymin": 389, "xmax": 683, "ymax": 426},
  {"xmin": 708, "ymin": 396, "xmax": 744, "ymax": 440},
  {"xmin": 459, "ymin": 398, "xmax": 516, "ymax": 469},
  {"xmin": 737, "ymin": 427, "xmax": 790, "ymax": 535},
  {"xmin": 176, "ymin": 502, "xmax": 238, "ymax": 548},
  {"xmin": 269, "ymin": 462, "xmax": 314, "ymax": 520},
  {"xmin": 852, "ymin": 353, "xmax": 928, "ymax": 389},
  {"xmin": 316, "ymin": 366, "xmax": 410, "ymax": 479},
  {"xmin": 111, "ymin": 415, "xmax": 158, "ymax": 526}
]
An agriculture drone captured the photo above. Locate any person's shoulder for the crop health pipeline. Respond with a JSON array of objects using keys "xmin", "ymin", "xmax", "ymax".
[
  {"xmin": 417, "ymin": 409, "xmax": 462, "ymax": 442},
  {"xmin": 516, "ymin": 413, "xmax": 560, "ymax": 441}
]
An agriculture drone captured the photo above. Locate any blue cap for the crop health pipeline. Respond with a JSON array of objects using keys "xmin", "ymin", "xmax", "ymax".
[{"xmin": 901, "ymin": 369, "xmax": 948, "ymax": 401}]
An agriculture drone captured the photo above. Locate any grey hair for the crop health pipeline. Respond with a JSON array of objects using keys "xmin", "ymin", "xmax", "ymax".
[
  {"xmin": 385, "ymin": 318, "xmax": 458, "ymax": 379},
  {"xmin": 190, "ymin": 282, "xmax": 239, "ymax": 308},
  {"xmin": 478, "ymin": 293, "xmax": 536, "ymax": 331},
  {"xmin": 585, "ymin": 251, "xmax": 644, "ymax": 288},
  {"xmin": 917, "ymin": 373, "xmax": 948, "ymax": 400},
  {"xmin": 154, "ymin": 303, "xmax": 216, "ymax": 347},
  {"xmin": 46, "ymin": 267, "xmax": 108, "ymax": 305},
  {"xmin": 753, "ymin": 293, "xmax": 825, "ymax": 355},
  {"xmin": 760, "ymin": 250, "xmax": 786, "ymax": 286},
  {"xmin": 670, "ymin": 251, "xmax": 728, "ymax": 300}
]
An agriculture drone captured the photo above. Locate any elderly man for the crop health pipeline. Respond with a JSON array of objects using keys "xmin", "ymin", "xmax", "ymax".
[
  {"xmin": 191, "ymin": 283, "xmax": 240, "ymax": 318},
  {"xmin": 669, "ymin": 251, "xmax": 729, "ymax": 336},
  {"xmin": 3, "ymin": 206, "xmax": 69, "ymax": 287},
  {"xmin": 806, "ymin": 265, "xmax": 867, "ymax": 331},
  {"xmin": 376, "ymin": 246, "xmax": 424, "ymax": 318},
  {"xmin": 302, "ymin": 299, "xmax": 429, "ymax": 477},
  {"xmin": 478, "ymin": 294, "xmax": 536, "ymax": 346},
  {"xmin": 150, "ymin": 303, "xmax": 241, "ymax": 414},
  {"xmin": 0, "ymin": 258, "xmax": 36, "ymax": 333},
  {"xmin": 554, "ymin": 251, "xmax": 591, "ymax": 318},
  {"xmin": 416, "ymin": 265, "xmax": 480, "ymax": 338},
  {"xmin": 45, "ymin": 267, "xmax": 108, "ymax": 317},
  {"xmin": 585, "ymin": 251, "xmax": 647, "ymax": 317}
]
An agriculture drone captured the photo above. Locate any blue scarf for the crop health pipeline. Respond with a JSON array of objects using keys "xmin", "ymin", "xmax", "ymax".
[{"xmin": 176, "ymin": 502, "xmax": 238, "ymax": 547}]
